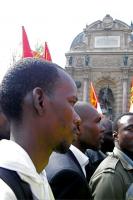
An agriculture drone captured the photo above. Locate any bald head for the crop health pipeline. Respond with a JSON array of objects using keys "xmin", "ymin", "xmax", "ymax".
[
  {"xmin": 74, "ymin": 101, "xmax": 98, "ymax": 121},
  {"xmin": 73, "ymin": 101, "xmax": 103, "ymax": 151}
]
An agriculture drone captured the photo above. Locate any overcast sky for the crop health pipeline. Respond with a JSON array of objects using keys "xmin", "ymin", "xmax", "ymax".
[{"xmin": 0, "ymin": 0, "xmax": 133, "ymax": 81}]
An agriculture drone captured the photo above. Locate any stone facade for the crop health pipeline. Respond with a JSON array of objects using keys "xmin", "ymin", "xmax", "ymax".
[{"xmin": 65, "ymin": 15, "xmax": 133, "ymax": 120}]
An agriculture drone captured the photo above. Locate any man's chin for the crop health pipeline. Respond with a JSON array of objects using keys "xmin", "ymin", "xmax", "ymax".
[{"xmin": 53, "ymin": 140, "xmax": 70, "ymax": 153}]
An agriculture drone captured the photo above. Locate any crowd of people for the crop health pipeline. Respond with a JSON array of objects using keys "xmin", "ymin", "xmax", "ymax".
[{"xmin": 0, "ymin": 57, "xmax": 132, "ymax": 200}]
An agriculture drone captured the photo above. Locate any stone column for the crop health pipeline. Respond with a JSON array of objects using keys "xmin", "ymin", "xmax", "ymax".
[
  {"xmin": 83, "ymin": 78, "xmax": 88, "ymax": 102},
  {"xmin": 122, "ymin": 70, "xmax": 128, "ymax": 112}
]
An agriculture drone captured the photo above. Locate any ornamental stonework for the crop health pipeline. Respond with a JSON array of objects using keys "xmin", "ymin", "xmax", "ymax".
[
  {"xmin": 76, "ymin": 56, "xmax": 85, "ymax": 67},
  {"xmin": 65, "ymin": 15, "xmax": 133, "ymax": 120},
  {"xmin": 92, "ymin": 55, "xmax": 122, "ymax": 67}
]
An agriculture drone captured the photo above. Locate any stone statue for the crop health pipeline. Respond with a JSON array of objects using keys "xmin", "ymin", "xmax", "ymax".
[
  {"xmin": 85, "ymin": 55, "xmax": 90, "ymax": 66},
  {"xmin": 99, "ymin": 87, "xmax": 114, "ymax": 117},
  {"xmin": 123, "ymin": 54, "xmax": 128, "ymax": 66},
  {"xmin": 69, "ymin": 56, "xmax": 73, "ymax": 65}
]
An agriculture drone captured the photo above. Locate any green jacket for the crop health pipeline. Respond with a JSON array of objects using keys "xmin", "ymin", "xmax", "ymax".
[
  {"xmin": 126, "ymin": 183, "xmax": 133, "ymax": 200},
  {"xmin": 89, "ymin": 147, "xmax": 133, "ymax": 200}
]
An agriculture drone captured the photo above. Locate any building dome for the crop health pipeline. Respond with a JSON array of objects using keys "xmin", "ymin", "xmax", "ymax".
[{"xmin": 70, "ymin": 32, "xmax": 87, "ymax": 51}]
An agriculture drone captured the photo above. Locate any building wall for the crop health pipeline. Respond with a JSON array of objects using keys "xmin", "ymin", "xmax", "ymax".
[{"xmin": 65, "ymin": 15, "xmax": 133, "ymax": 120}]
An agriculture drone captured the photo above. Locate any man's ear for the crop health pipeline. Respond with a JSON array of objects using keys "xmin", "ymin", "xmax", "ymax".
[
  {"xmin": 113, "ymin": 131, "xmax": 118, "ymax": 140},
  {"xmin": 32, "ymin": 87, "xmax": 46, "ymax": 115}
]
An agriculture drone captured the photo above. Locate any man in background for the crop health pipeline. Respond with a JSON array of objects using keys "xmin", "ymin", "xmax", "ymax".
[
  {"xmin": 100, "ymin": 117, "xmax": 114, "ymax": 154},
  {"xmin": 89, "ymin": 112, "xmax": 133, "ymax": 200},
  {"xmin": 45, "ymin": 101, "xmax": 104, "ymax": 199}
]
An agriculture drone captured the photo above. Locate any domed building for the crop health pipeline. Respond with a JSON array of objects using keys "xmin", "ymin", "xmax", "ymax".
[{"xmin": 65, "ymin": 14, "xmax": 133, "ymax": 120}]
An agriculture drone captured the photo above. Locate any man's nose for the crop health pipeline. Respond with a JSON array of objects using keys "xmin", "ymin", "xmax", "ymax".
[{"xmin": 73, "ymin": 110, "xmax": 81, "ymax": 126}]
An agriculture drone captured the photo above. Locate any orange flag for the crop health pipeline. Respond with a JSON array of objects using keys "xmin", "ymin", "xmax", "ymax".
[
  {"xmin": 43, "ymin": 42, "xmax": 52, "ymax": 61},
  {"xmin": 129, "ymin": 78, "xmax": 133, "ymax": 112},
  {"xmin": 22, "ymin": 26, "xmax": 33, "ymax": 58},
  {"xmin": 90, "ymin": 82, "xmax": 102, "ymax": 114},
  {"xmin": 32, "ymin": 44, "xmax": 44, "ymax": 58}
]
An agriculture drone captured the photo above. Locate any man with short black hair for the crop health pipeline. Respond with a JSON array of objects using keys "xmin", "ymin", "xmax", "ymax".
[
  {"xmin": 89, "ymin": 112, "xmax": 133, "ymax": 200},
  {"xmin": 0, "ymin": 58, "xmax": 80, "ymax": 199},
  {"xmin": 100, "ymin": 117, "xmax": 114, "ymax": 154}
]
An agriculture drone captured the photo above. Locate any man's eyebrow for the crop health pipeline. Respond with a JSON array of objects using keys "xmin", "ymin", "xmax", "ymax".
[{"xmin": 124, "ymin": 124, "xmax": 133, "ymax": 128}]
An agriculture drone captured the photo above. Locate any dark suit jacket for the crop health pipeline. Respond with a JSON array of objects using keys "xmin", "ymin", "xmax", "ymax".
[
  {"xmin": 85, "ymin": 149, "xmax": 106, "ymax": 182},
  {"xmin": 45, "ymin": 150, "xmax": 90, "ymax": 200}
]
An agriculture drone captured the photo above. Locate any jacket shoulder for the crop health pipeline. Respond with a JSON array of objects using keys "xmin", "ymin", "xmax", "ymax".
[
  {"xmin": 93, "ymin": 154, "xmax": 119, "ymax": 174},
  {"xmin": 45, "ymin": 151, "xmax": 81, "ymax": 181}
]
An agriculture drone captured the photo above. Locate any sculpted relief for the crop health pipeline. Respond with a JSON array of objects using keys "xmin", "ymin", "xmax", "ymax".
[{"xmin": 76, "ymin": 56, "xmax": 84, "ymax": 67}]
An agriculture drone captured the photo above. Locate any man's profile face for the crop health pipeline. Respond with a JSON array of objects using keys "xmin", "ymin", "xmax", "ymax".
[
  {"xmin": 44, "ymin": 71, "xmax": 80, "ymax": 153},
  {"xmin": 79, "ymin": 108, "xmax": 103, "ymax": 150},
  {"xmin": 100, "ymin": 118, "xmax": 114, "ymax": 153},
  {"xmin": 117, "ymin": 115, "xmax": 133, "ymax": 152}
]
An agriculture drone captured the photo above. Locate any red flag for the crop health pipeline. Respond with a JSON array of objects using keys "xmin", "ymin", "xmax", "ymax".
[
  {"xmin": 90, "ymin": 82, "xmax": 102, "ymax": 114},
  {"xmin": 129, "ymin": 78, "xmax": 133, "ymax": 112},
  {"xmin": 22, "ymin": 26, "xmax": 33, "ymax": 58},
  {"xmin": 43, "ymin": 42, "xmax": 52, "ymax": 61}
]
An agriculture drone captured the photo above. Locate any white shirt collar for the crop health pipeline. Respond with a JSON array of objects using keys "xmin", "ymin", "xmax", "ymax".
[{"xmin": 69, "ymin": 144, "xmax": 89, "ymax": 177}]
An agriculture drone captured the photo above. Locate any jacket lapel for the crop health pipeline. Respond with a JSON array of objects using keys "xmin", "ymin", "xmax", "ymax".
[{"xmin": 67, "ymin": 149, "xmax": 85, "ymax": 177}]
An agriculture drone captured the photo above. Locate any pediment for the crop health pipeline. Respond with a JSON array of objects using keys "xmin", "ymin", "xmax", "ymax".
[{"xmin": 85, "ymin": 15, "xmax": 131, "ymax": 31}]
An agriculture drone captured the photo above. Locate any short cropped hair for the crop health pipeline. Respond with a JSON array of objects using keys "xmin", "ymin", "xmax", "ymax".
[
  {"xmin": 113, "ymin": 112, "xmax": 133, "ymax": 132},
  {"xmin": 0, "ymin": 58, "xmax": 62, "ymax": 121}
]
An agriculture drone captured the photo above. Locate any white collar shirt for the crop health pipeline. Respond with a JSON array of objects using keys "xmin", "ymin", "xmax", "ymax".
[{"xmin": 69, "ymin": 144, "xmax": 89, "ymax": 177}]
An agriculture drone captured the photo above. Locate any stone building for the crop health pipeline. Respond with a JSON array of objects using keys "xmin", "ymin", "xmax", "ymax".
[{"xmin": 65, "ymin": 14, "xmax": 133, "ymax": 120}]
